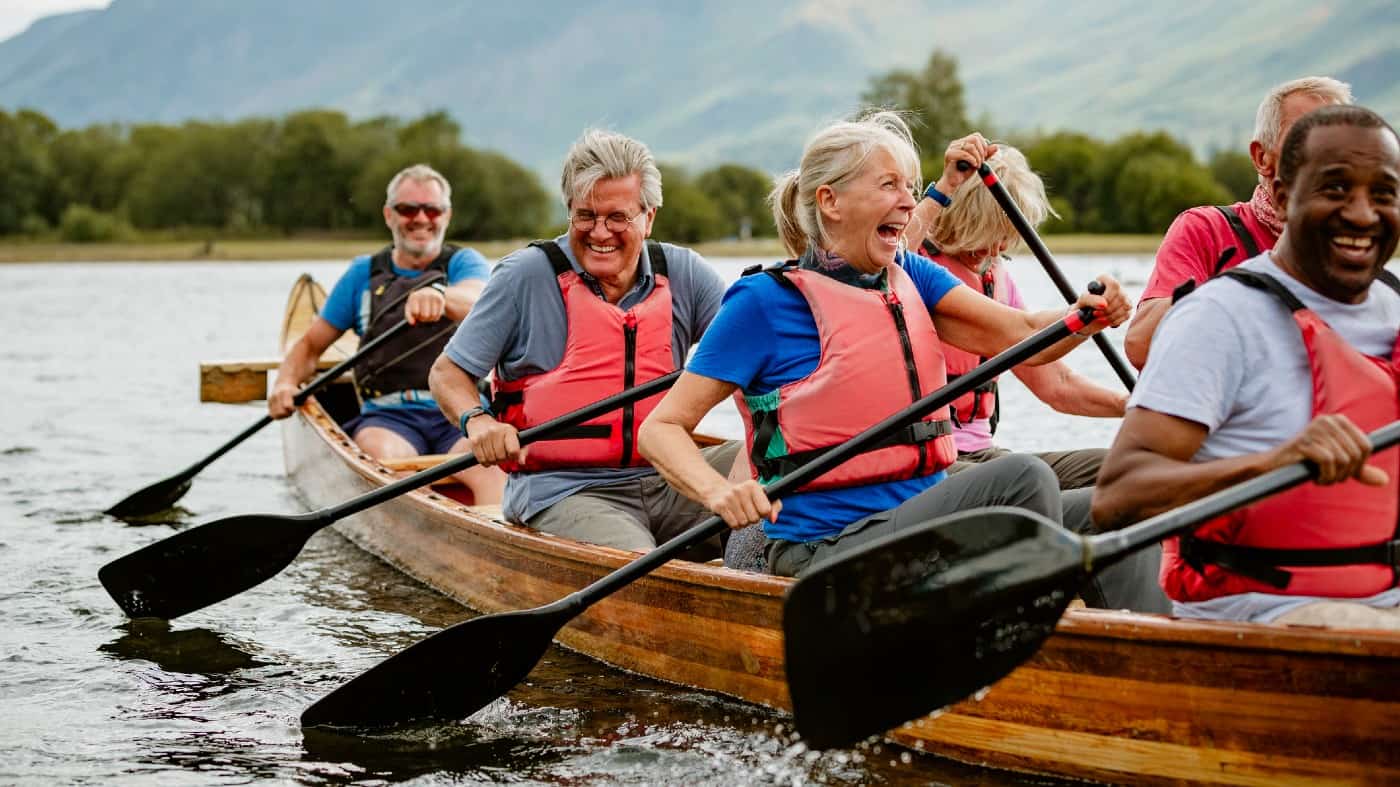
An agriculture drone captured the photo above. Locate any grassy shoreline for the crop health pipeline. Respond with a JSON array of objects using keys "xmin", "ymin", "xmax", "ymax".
[{"xmin": 0, "ymin": 234, "xmax": 1167, "ymax": 263}]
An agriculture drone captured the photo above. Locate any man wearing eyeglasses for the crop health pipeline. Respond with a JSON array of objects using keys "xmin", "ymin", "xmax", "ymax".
[
  {"xmin": 270, "ymin": 163, "xmax": 506, "ymax": 505},
  {"xmin": 428, "ymin": 130, "xmax": 736, "ymax": 559}
]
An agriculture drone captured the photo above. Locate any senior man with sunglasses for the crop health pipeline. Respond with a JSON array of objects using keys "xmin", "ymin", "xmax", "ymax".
[
  {"xmin": 270, "ymin": 163, "xmax": 506, "ymax": 505},
  {"xmin": 427, "ymin": 129, "xmax": 737, "ymax": 559}
]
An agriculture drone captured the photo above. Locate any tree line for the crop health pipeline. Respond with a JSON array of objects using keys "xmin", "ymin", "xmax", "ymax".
[
  {"xmin": 864, "ymin": 50, "xmax": 1258, "ymax": 234},
  {"xmin": 0, "ymin": 108, "xmax": 777, "ymax": 244},
  {"xmin": 2, "ymin": 50, "xmax": 1257, "ymax": 245}
]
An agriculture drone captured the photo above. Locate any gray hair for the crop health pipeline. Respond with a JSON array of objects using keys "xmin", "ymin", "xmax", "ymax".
[
  {"xmin": 770, "ymin": 110, "xmax": 922, "ymax": 257},
  {"xmin": 385, "ymin": 163, "xmax": 452, "ymax": 207},
  {"xmin": 1254, "ymin": 76, "xmax": 1353, "ymax": 151},
  {"xmin": 560, "ymin": 129, "xmax": 663, "ymax": 210}
]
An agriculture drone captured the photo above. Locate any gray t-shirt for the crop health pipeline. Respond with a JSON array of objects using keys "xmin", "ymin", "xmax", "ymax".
[
  {"xmin": 443, "ymin": 235, "xmax": 726, "ymax": 522},
  {"xmin": 1132, "ymin": 253, "xmax": 1400, "ymax": 622}
]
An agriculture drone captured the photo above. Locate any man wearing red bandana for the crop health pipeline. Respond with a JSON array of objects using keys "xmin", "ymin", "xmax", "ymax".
[{"xmin": 1125, "ymin": 77, "xmax": 1353, "ymax": 369}]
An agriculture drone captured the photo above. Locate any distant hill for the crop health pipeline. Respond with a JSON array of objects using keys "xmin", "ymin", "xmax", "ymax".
[{"xmin": 2, "ymin": 0, "xmax": 1397, "ymax": 175}]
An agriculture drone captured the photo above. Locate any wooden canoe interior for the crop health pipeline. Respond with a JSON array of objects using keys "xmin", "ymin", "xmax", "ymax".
[{"xmin": 274, "ymin": 273, "xmax": 1400, "ymax": 786}]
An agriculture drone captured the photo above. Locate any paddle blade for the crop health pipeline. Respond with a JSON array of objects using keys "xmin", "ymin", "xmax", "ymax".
[
  {"xmin": 301, "ymin": 606, "xmax": 569, "ymax": 729},
  {"xmin": 784, "ymin": 507, "xmax": 1086, "ymax": 750},
  {"xmin": 98, "ymin": 512, "xmax": 322, "ymax": 619},
  {"xmin": 106, "ymin": 475, "xmax": 194, "ymax": 519}
]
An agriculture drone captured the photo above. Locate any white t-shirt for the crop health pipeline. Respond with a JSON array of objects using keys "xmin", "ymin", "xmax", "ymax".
[{"xmin": 1132, "ymin": 253, "xmax": 1400, "ymax": 622}]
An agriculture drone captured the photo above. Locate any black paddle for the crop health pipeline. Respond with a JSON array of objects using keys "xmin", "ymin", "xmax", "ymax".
[
  {"xmin": 785, "ymin": 419, "xmax": 1400, "ymax": 749},
  {"xmin": 955, "ymin": 159, "xmax": 1137, "ymax": 391},
  {"xmin": 98, "ymin": 370, "xmax": 682, "ymax": 620},
  {"xmin": 106, "ymin": 321, "xmax": 412, "ymax": 519},
  {"xmin": 298, "ymin": 298, "xmax": 1101, "ymax": 729}
]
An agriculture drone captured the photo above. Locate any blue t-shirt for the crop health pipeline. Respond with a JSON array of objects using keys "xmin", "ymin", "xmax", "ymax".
[
  {"xmin": 686, "ymin": 250, "xmax": 963, "ymax": 543},
  {"xmin": 320, "ymin": 247, "xmax": 490, "ymax": 411}
]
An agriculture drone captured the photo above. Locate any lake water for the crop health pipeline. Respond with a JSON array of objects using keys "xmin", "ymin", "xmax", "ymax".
[{"xmin": 0, "ymin": 253, "xmax": 1150, "ymax": 785}]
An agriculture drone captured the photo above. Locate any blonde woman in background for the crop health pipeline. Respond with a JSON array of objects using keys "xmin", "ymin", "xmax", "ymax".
[{"xmin": 911, "ymin": 145, "xmax": 1128, "ymax": 490}]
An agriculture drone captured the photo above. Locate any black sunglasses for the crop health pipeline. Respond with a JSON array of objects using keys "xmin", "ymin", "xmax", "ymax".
[{"xmin": 392, "ymin": 202, "xmax": 446, "ymax": 220}]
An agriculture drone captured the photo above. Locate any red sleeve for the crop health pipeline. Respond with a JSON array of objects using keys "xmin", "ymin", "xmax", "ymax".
[{"xmin": 1139, "ymin": 208, "xmax": 1219, "ymax": 303}]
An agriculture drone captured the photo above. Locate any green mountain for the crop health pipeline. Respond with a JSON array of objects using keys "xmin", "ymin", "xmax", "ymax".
[{"xmin": 1, "ymin": 0, "xmax": 1396, "ymax": 174}]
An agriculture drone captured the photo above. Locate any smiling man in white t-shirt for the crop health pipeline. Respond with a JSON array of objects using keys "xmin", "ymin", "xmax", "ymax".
[{"xmin": 1093, "ymin": 105, "xmax": 1400, "ymax": 629}]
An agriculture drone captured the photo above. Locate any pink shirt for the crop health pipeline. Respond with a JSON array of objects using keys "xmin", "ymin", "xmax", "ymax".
[
  {"xmin": 1139, "ymin": 201, "xmax": 1277, "ymax": 303},
  {"xmin": 954, "ymin": 269, "xmax": 1025, "ymax": 453}
]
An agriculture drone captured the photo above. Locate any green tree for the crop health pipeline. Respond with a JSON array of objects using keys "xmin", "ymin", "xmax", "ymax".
[
  {"xmin": 124, "ymin": 119, "xmax": 275, "ymax": 230},
  {"xmin": 861, "ymin": 50, "xmax": 971, "ymax": 177},
  {"xmin": 46, "ymin": 124, "xmax": 130, "ymax": 219},
  {"xmin": 651, "ymin": 164, "xmax": 724, "ymax": 243},
  {"xmin": 1092, "ymin": 131, "xmax": 1197, "ymax": 231},
  {"xmin": 695, "ymin": 163, "xmax": 774, "ymax": 239},
  {"xmin": 0, "ymin": 109, "xmax": 57, "ymax": 234},
  {"xmin": 260, "ymin": 110, "xmax": 360, "ymax": 232},
  {"xmin": 1024, "ymin": 131, "xmax": 1105, "ymax": 232},
  {"xmin": 1112, "ymin": 154, "xmax": 1232, "ymax": 234},
  {"xmin": 1209, "ymin": 150, "xmax": 1258, "ymax": 203}
]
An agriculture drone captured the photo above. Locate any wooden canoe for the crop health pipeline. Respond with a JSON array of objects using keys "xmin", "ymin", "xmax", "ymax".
[{"xmin": 276, "ymin": 275, "xmax": 1400, "ymax": 785}]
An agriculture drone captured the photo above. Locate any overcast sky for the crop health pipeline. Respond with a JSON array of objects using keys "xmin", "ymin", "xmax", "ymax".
[{"xmin": 0, "ymin": 0, "xmax": 108, "ymax": 42}]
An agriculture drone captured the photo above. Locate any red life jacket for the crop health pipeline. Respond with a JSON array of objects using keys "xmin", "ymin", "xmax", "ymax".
[
  {"xmin": 1161, "ymin": 269, "xmax": 1400, "ymax": 602},
  {"xmin": 1169, "ymin": 203, "xmax": 1278, "ymax": 303},
  {"xmin": 918, "ymin": 240, "xmax": 1002, "ymax": 433},
  {"xmin": 490, "ymin": 240, "xmax": 674, "ymax": 472},
  {"xmin": 733, "ymin": 260, "xmax": 957, "ymax": 492}
]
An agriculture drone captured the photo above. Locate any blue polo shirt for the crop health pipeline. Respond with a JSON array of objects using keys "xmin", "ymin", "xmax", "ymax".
[{"xmin": 686, "ymin": 249, "xmax": 963, "ymax": 543}]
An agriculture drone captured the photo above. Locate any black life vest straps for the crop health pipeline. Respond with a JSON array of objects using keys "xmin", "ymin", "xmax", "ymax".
[
  {"xmin": 751, "ymin": 419, "xmax": 953, "ymax": 481},
  {"xmin": 528, "ymin": 239, "xmax": 671, "ymax": 280},
  {"xmin": 1180, "ymin": 536, "xmax": 1400, "ymax": 589},
  {"xmin": 1221, "ymin": 268, "xmax": 1306, "ymax": 311},
  {"xmin": 1213, "ymin": 205, "xmax": 1261, "ymax": 271},
  {"xmin": 1171, "ymin": 207, "xmax": 1261, "ymax": 304}
]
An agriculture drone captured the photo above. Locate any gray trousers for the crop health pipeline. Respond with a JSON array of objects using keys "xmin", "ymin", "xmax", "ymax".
[
  {"xmin": 949, "ymin": 445, "xmax": 1106, "ymax": 490},
  {"xmin": 527, "ymin": 441, "xmax": 740, "ymax": 562},
  {"xmin": 757, "ymin": 454, "xmax": 1169, "ymax": 614}
]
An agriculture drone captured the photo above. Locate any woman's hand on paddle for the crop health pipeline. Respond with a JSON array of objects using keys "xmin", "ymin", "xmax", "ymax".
[
  {"xmin": 936, "ymin": 132, "xmax": 997, "ymax": 194},
  {"xmin": 705, "ymin": 480, "xmax": 781, "ymax": 529},
  {"xmin": 405, "ymin": 287, "xmax": 447, "ymax": 326},
  {"xmin": 1276, "ymin": 414, "xmax": 1389, "ymax": 486},
  {"xmin": 464, "ymin": 414, "xmax": 525, "ymax": 467},
  {"xmin": 1071, "ymin": 275, "xmax": 1132, "ymax": 335}
]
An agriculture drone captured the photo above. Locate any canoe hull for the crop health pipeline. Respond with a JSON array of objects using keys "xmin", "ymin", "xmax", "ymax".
[{"xmin": 278, "ymin": 275, "xmax": 1400, "ymax": 785}]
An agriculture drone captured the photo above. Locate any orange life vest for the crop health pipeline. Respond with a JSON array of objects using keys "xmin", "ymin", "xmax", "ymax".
[
  {"xmin": 733, "ymin": 261, "xmax": 957, "ymax": 492},
  {"xmin": 490, "ymin": 240, "xmax": 674, "ymax": 472},
  {"xmin": 1161, "ymin": 269, "xmax": 1400, "ymax": 602}
]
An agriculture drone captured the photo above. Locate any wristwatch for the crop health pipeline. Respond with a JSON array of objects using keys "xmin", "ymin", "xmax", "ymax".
[{"xmin": 458, "ymin": 406, "xmax": 490, "ymax": 435}]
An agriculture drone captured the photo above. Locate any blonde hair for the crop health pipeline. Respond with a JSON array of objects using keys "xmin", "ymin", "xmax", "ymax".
[
  {"xmin": 770, "ymin": 110, "xmax": 922, "ymax": 257},
  {"xmin": 927, "ymin": 145, "xmax": 1054, "ymax": 257},
  {"xmin": 560, "ymin": 129, "xmax": 663, "ymax": 211},
  {"xmin": 1254, "ymin": 76, "xmax": 1353, "ymax": 151}
]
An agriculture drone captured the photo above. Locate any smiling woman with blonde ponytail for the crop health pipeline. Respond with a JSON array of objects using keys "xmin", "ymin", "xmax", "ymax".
[{"xmin": 634, "ymin": 112, "xmax": 1158, "ymax": 614}]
